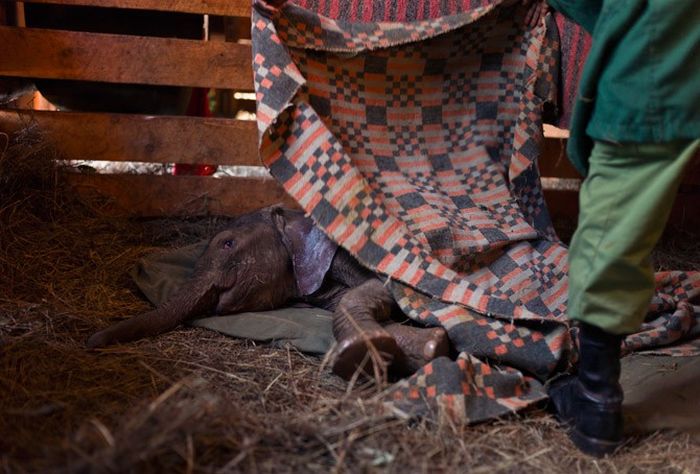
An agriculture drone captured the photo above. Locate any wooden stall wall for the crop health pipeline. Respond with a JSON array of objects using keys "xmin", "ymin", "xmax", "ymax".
[
  {"xmin": 0, "ymin": 0, "xmax": 298, "ymax": 216},
  {"xmin": 0, "ymin": 0, "xmax": 697, "ymax": 229}
]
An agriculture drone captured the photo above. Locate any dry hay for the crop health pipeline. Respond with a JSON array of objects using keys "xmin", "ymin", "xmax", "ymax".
[{"xmin": 1, "ymin": 129, "xmax": 700, "ymax": 473}]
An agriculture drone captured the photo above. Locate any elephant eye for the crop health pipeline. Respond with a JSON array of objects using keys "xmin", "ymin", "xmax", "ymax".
[{"xmin": 223, "ymin": 239, "xmax": 234, "ymax": 249}]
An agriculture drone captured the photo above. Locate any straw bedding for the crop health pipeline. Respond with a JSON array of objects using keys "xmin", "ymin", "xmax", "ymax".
[{"xmin": 1, "ymin": 128, "xmax": 699, "ymax": 472}]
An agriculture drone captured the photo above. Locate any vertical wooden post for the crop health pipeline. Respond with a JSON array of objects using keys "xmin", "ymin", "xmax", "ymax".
[{"xmin": 15, "ymin": 1, "xmax": 26, "ymax": 26}]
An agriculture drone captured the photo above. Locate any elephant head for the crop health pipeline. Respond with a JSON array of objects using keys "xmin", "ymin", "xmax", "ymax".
[{"xmin": 86, "ymin": 206, "xmax": 338, "ymax": 348}]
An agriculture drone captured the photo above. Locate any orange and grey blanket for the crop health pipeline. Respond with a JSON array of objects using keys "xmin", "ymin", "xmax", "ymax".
[{"xmin": 252, "ymin": 0, "xmax": 700, "ymax": 423}]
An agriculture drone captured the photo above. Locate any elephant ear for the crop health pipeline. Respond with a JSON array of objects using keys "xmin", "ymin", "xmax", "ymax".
[{"xmin": 271, "ymin": 207, "xmax": 338, "ymax": 296}]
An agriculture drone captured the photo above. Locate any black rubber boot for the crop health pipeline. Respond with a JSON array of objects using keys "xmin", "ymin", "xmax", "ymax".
[{"xmin": 547, "ymin": 322, "xmax": 624, "ymax": 457}]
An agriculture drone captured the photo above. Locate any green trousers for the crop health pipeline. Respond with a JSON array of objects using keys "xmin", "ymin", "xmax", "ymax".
[{"xmin": 568, "ymin": 139, "xmax": 700, "ymax": 334}]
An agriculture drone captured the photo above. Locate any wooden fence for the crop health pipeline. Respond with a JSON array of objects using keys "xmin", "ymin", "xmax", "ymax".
[{"xmin": 0, "ymin": 0, "xmax": 697, "ymax": 228}]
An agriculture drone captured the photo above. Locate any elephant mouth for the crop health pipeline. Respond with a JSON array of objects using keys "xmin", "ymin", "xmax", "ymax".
[{"xmin": 214, "ymin": 279, "xmax": 248, "ymax": 315}]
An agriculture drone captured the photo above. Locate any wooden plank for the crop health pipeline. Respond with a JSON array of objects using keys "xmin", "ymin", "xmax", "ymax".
[
  {"xmin": 545, "ymin": 189, "xmax": 700, "ymax": 233},
  {"xmin": 68, "ymin": 173, "xmax": 700, "ymax": 229},
  {"xmin": 543, "ymin": 124, "xmax": 569, "ymax": 139},
  {"xmin": 17, "ymin": 0, "xmax": 251, "ymax": 17},
  {"xmin": 539, "ymin": 137, "xmax": 700, "ymax": 185},
  {"xmin": 0, "ymin": 109, "xmax": 259, "ymax": 165},
  {"xmin": 67, "ymin": 174, "xmax": 300, "ymax": 217},
  {"xmin": 66, "ymin": 174, "xmax": 700, "ymax": 229},
  {"xmin": 0, "ymin": 26, "xmax": 254, "ymax": 89},
  {"xmin": 539, "ymin": 137, "xmax": 582, "ymax": 179}
]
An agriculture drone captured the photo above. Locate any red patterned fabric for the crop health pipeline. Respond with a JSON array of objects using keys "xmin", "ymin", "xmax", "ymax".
[
  {"xmin": 291, "ymin": 0, "xmax": 589, "ymax": 129},
  {"xmin": 552, "ymin": 12, "xmax": 590, "ymax": 129},
  {"xmin": 252, "ymin": 0, "xmax": 700, "ymax": 423}
]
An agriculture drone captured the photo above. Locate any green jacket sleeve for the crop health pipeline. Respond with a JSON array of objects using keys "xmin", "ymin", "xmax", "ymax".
[{"xmin": 547, "ymin": 0, "xmax": 602, "ymax": 33}]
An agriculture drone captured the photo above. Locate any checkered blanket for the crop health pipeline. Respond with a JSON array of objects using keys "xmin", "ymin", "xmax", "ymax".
[
  {"xmin": 252, "ymin": 0, "xmax": 700, "ymax": 423},
  {"xmin": 289, "ymin": 0, "xmax": 588, "ymax": 128}
]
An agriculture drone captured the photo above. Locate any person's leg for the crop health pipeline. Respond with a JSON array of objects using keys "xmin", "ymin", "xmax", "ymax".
[
  {"xmin": 550, "ymin": 139, "xmax": 699, "ymax": 457},
  {"xmin": 569, "ymin": 139, "xmax": 700, "ymax": 334}
]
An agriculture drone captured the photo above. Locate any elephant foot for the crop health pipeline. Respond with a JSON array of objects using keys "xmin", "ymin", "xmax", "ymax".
[
  {"xmin": 423, "ymin": 328, "xmax": 450, "ymax": 360},
  {"xmin": 331, "ymin": 330, "xmax": 400, "ymax": 380},
  {"xmin": 384, "ymin": 324, "xmax": 450, "ymax": 375}
]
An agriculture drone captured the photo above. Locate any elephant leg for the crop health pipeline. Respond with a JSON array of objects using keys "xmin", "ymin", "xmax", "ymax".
[
  {"xmin": 382, "ymin": 323, "xmax": 450, "ymax": 375},
  {"xmin": 331, "ymin": 279, "xmax": 400, "ymax": 380}
]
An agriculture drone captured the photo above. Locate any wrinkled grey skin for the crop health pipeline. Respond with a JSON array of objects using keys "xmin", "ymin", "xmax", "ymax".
[{"xmin": 87, "ymin": 206, "xmax": 449, "ymax": 378}]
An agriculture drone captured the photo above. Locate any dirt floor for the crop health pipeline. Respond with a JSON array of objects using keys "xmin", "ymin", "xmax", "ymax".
[{"xmin": 2, "ymin": 132, "xmax": 700, "ymax": 473}]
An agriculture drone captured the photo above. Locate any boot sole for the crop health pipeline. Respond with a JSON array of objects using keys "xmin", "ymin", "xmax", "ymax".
[
  {"xmin": 547, "ymin": 377, "xmax": 622, "ymax": 458},
  {"xmin": 569, "ymin": 426, "xmax": 622, "ymax": 458}
]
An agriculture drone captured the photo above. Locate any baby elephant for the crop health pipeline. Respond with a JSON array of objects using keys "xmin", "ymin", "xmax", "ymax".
[{"xmin": 87, "ymin": 206, "xmax": 449, "ymax": 379}]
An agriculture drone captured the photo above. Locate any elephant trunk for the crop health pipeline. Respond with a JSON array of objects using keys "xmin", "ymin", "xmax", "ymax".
[{"xmin": 86, "ymin": 279, "xmax": 219, "ymax": 348}]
